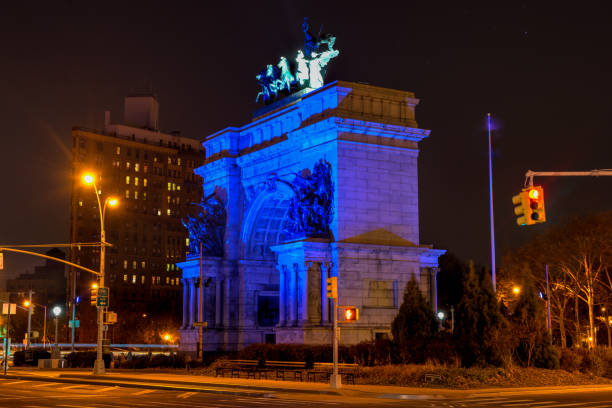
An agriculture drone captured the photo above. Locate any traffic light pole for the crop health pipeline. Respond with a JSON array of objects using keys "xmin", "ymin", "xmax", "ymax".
[
  {"xmin": 331, "ymin": 297, "xmax": 340, "ymax": 389},
  {"xmin": 26, "ymin": 290, "xmax": 32, "ymax": 350},
  {"xmin": 524, "ymin": 169, "xmax": 612, "ymax": 187}
]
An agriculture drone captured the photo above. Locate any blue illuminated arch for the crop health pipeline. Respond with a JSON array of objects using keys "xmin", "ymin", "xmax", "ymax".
[{"xmin": 242, "ymin": 181, "xmax": 295, "ymax": 259}]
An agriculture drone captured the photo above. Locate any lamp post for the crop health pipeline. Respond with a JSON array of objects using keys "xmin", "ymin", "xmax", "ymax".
[
  {"xmin": 24, "ymin": 290, "xmax": 32, "ymax": 350},
  {"xmin": 52, "ymin": 306, "xmax": 62, "ymax": 359},
  {"xmin": 83, "ymin": 173, "xmax": 117, "ymax": 375},
  {"xmin": 23, "ymin": 299, "xmax": 46, "ymax": 350}
]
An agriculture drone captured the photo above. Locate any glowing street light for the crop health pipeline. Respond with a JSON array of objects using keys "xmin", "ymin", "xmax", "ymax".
[
  {"xmin": 437, "ymin": 311, "xmax": 445, "ymax": 320},
  {"xmin": 513, "ymin": 286, "xmax": 521, "ymax": 295},
  {"xmin": 82, "ymin": 172, "xmax": 118, "ymax": 375},
  {"xmin": 52, "ymin": 306, "xmax": 62, "ymax": 359}
]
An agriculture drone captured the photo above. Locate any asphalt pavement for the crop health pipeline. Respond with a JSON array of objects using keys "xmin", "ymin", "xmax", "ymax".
[{"xmin": 0, "ymin": 370, "xmax": 611, "ymax": 407}]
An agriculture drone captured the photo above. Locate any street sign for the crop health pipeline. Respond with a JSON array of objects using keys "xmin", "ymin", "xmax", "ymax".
[
  {"xmin": 96, "ymin": 287, "xmax": 109, "ymax": 307},
  {"xmin": 193, "ymin": 321, "xmax": 208, "ymax": 328},
  {"xmin": 1, "ymin": 303, "xmax": 16, "ymax": 315},
  {"xmin": 68, "ymin": 319, "xmax": 80, "ymax": 328}
]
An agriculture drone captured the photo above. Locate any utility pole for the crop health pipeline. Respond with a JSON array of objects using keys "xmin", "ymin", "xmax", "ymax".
[
  {"xmin": 487, "ymin": 113, "xmax": 497, "ymax": 291},
  {"xmin": 450, "ymin": 305, "xmax": 455, "ymax": 333},
  {"xmin": 26, "ymin": 290, "xmax": 32, "ymax": 350},
  {"xmin": 198, "ymin": 241, "xmax": 204, "ymax": 362},
  {"xmin": 524, "ymin": 169, "xmax": 612, "ymax": 187},
  {"xmin": 546, "ymin": 265, "xmax": 552, "ymax": 336}
]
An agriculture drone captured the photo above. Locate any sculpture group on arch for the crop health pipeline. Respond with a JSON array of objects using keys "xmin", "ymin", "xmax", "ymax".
[{"xmin": 256, "ymin": 17, "xmax": 340, "ymax": 104}]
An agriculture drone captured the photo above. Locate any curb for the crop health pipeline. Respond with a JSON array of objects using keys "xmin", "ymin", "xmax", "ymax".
[
  {"xmin": 57, "ymin": 373, "xmax": 342, "ymax": 396},
  {"xmin": 0, "ymin": 373, "xmax": 279, "ymax": 398}
]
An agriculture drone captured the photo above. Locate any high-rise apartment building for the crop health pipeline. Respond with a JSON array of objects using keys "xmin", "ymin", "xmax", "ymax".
[{"xmin": 69, "ymin": 93, "xmax": 203, "ymax": 343}]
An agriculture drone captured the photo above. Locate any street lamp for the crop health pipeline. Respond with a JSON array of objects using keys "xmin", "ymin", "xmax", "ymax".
[
  {"xmin": 23, "ymin": 300, "xmax": 47, "ymax": 350},
  {"xmin": 52, "ymin": 306, "xmax": 62, "ymax": 359},
  {"xmin": 83, "ymin": 172, "xmax": 118, "ymax": 375},
  {"xmin": 513, "ymin": 286, "xmax": 521, "ymax": 295}
]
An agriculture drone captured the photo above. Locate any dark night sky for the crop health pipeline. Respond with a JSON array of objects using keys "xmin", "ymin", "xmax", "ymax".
[{"xmin": 1, "ymin": 1, "xmax": 611, "ymax": 282}]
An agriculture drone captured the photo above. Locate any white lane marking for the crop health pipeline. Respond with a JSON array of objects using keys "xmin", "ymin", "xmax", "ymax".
[
  {"xmin": 58, "ymin": 384, "xmax": 84, "ymax": 390},
  {"xmin": 132, "ymin": 389, "xmax": 156, "ymax": 395},
  {"xmin": 3, "ymin": 380, "xmax": 30, "ymax": 385},
  {"xmin": 503, "ymin": 402, "xmax": 559, "ymax": 407},
  {"xmin": 93, "ymin": 386, "xmax": 119, "ymax": 392},
  {"xmin": 32, "ymin": 383, "xmax": 57, "ymax": 388},
  {"xmin": 177, "ymin": 392, "xmax": 197, "ymax": 399}
]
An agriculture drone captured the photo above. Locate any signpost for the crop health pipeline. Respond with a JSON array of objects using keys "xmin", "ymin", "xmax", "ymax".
[
  {"xmin": 2, "ymin": 303, "xmax": 16, "ymax": 375},
  {"xmin": 96, "ymin": 287, "xmax": 109, "ymax": 307}
]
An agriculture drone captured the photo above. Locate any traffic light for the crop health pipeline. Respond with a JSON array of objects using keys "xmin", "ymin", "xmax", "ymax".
[
  {"xmin": 326, "ymin": 277, "xmax": 337, "ymax": 299},
  {"xmin": 512, "ymin": 186, "xmax": 546, "ymax": 226},
  {"xmin": 90, "ymin": 287, "xmax": 98, "ymax": 306},
  {"xmin": 527, "ymin": 186, "xmax": 546, "ymax": 224},
  {"xmin": 343, "ymin": 307, "xmax": 359, "ymax": 322}
]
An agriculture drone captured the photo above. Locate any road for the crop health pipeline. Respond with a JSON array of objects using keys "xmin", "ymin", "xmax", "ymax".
[{"xmin": 0, "ymin": 376, "xmax": 610, "ymax": 407}]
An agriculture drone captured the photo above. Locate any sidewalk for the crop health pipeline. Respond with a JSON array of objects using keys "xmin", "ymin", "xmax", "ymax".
[{"xmin": 5, "ymin": 368, "xmax": 612, "ymax": 401}]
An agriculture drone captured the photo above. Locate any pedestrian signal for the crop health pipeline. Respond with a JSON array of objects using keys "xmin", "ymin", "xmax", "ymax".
[{"xmin": 343, "ymin": 307, "xmax": 358, "ymax": 322}]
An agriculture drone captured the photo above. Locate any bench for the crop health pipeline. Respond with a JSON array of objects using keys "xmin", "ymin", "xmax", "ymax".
[
  {"xmin": 215, "ymin": 359, "xmax": 266, "ymax": 379},
  {"xmin": 307, "ymin": 362, "xmax": 358, "ymax": 384},
  {"xmin": 266, "ymin": 360, "xmax": 306, "ymax": 381}
]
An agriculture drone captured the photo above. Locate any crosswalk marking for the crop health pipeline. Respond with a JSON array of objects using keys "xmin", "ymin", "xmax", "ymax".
[
  {"xmin": 93, "ymin": 386, "xmax": 119, "ymax": 392},
  {"xmin": 3, "ymin": 380, "xmax": 30, "ymax": 385},
  {"xmin": 58, "ymin": 384, "xmax": 84, "ymax": 390},
  {"xmin": 177, "ymin": 391, "xmax": 197, "ymax": 399},
  {"xmin": 132, "ymin": 389, "xmax": 156, "ymax": 395},
  {"xmin": 32, "ymin": 382, "xmax": 56, "ymax": 388}
]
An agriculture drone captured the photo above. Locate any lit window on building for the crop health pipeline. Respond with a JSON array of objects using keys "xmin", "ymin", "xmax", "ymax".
[
  {"xmin": 178, "ymin": 158, "xmax": 181, "ymax": 166},
  {"xmin": 134, "ymin": 191, "xmax": 138, "ymax": 200},
  {"xmin": 116, "ymin": 146, "xmax": 120, "ymax": 155},
  {"xmin": 154, "ymin": 156, "xmax": 158, "ymax": 163},
  {"xmin": 141, "ymin": 275, "xmax": 145, "ymax": 284},
  {"xmin": 157, "ymin": 209, "xmax": 161, "ymax": 216},
  {"xmin": 78, "ymin": 200, "xmax": 83, "ymax": 206},
  {"xmin": 134, "ymin": 177, "xmax": 139, "ymax": 186},
  {"xmin": 135, "ymin": 163, "xmax": 140, "ymax": 172},
  {"xmin": 141, "ymin": 261, "xmax": 146, "ymax": 269},
  {"xmin": 123, "ymin": 274, "xmax": 127, "ymax": 282},
  {"xmin": 166, "ymin": 277, "xmax": 170, "ymax": 284},
  {"xmin": 186, "ymin": 238, "xmax": 189, "ymax": 247},
  {"xmin": 143, "ymin": 165, "xmax": 148, "ymax": 173},
  {"xmin": 143, "ymin": 192, "xmax": 147, "ymax": 200},
  {"xmin": 143, "ymin": 178, "xmax": 148, "ymax": 187},
  {"xmin": 167, "ymin": 182, "xmax": 171, "ymax": 191},
  {"xmin": 167, "ymin": 196, "xmax": 171, "ymax": 204},
  {"xmin": 132, "ymin": 261, "xmax": 137, "ymax": 269},
  {"xmin": 167, "ymin": 209, "xmax": 171, "ymax": 216},
  {"xmin": 125, "ymin": 176, "xmax": 130, "ymax": 185},
  {"xmin": 166, "ymin": 263, "xmax": 170, "ymax": 272},
  {"xmin": 126, "ymin": 162, "xmax": 131, "ymax": 169},
  {"xmin": 172, "ymin": 183, "xmax": 176, "ymax": 191},
  {"xmin": 125, "ymin": 190, "xmax": 130, "ymax": 199},
  {"xmin": 167, "ymin": 157, "xmax": 171, "ymax": 164},
  {"xmin": 171, "ymin": 264, "xmax": 175, "ymax": 271},
  {"xmin": 177, "ymin": 185, "xmax": 181, "ymax": 191},
  {"xmin": 132, "ymin": 275, "xmax": 136, "ymax": 284},
  {"xmin": 151, "ymin": 276, "xmax": 155, "ymax": 284},
  {"xmin": 123, "ymin": 260, "xmax": 128, "ymax": 269}
]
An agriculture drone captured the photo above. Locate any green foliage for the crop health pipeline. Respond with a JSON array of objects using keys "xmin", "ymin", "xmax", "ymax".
[
  {"xmin": 511, "ymin": 275, "xmax": 559, "ymax": 368},
  {"xmin": 454, "ymin": 261, "xmax": 511, "ymax": 367},
  {"xmin": 391, "ymin": 278, "xmax": 438, "ymax": 363}
]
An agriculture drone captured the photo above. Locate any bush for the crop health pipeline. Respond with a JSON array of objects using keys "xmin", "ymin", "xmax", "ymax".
[
  {"xmin": 65, "ymin": 351, "xmax": 97, "ymax": 368},
  {"xmin": 581, "ymin": 352, "xmax": 605, "ymax": 377},
  {"xmin": 559, "ymin": 348, "xmax": 582, "ymax": 372}
]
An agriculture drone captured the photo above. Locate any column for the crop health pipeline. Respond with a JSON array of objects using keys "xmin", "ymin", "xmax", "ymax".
[
  {"xmin": 189, "ymin": 278, "xmax": 196, "ymax": 327},
  {"xmin": 429, "ymin": 268, "xmax": 439, "ymax": 314},
  {"xmin": 278, "ymin": 265, "xmax": 286, "ymax": 326},
  {"xmin": 288, "ymin": 264, "xmax": 297, "ymax": 326},
  {"xmin": 181, "ymin": 279, "xmax": 188, "ymax": 328},
  {"xmin": 215, "ymin": 278, "xmax": 222, "ymax": 327},
  {"xmin": 223, "ymin": 278, "xmax": 230, "ymax": 328},
  {"xmin": 297, "ymin": 263, "xmax": 307, "ymax": 326},
  {"xmin": 321, "ymin": 262, "xmax": 329, "ymax": 326}
]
